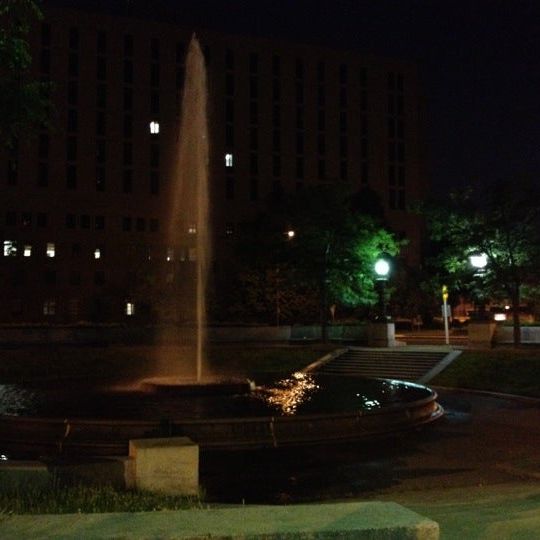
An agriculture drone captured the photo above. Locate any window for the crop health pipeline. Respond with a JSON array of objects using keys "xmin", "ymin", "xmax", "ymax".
[
  {"xmin": 225, "ymin": 223, "xmax": 235, "ymax": 236},
  {"xmin": 94, "ymin": 248, "xmax": 101, "ymax": 259},
  {"xmin": 70, "ymin": 270, "xmax": 81, "ymax": 285},
  {"xmin": 150, "ymin": 172, "xmax": 160, "ymax": 194},
  {"xmin": 150, "ymin": 218, "xmax": 159, "ymax": 232},
  {"xmin": 66, "ymin": 165, "xmax": 77, "ymax": 189},
  {"xmin": 97, "ymin": 31, "xmax": 107, "ymax": 54},
  {"xmin": 22, "ymin": 212, "xmax": 32, "ymax": 227},
  {"xmin": 149, "ymin": 121, "xmax": 160, "ymax": 134},
  {"xmin": 24, "ymin": 245, "xmax": 32, "ymax": 257},
  {"xmin": 80, "ymin": 215, "xmax": 91, "ymax": 229},
  {"xmin": 6, "ymin": 211, "xmax": 16, "ymax": 226},
  {"xmin": 66, "ymin": 214, "xmax": 76, "ymax": 228},
  {"xmin": 249, "ymin": 177, "xmax": 258, "ymax": 201},
  {"xmin": 96, "ymin": 167, "xmax": 106, "ymax": 192},
  {"xmin": 122, "ymin": 217, "xmax": 132, "ymax": 231},
  {"xmin": 3, "ymin": 240, "xmax": 17, "ymax": 257},
  {"xmin": 46, "ymin": 242, "xmax": 55, "ymax": 257},
  {"xmin": 226, "ymin": 176, "xmax": 234, "ymax": 199},
  {"xmin": 136, "ymin": 218, "xmax": 146, "ymax": 231},
  {"xmin": 37, "ymin": 213, "xmax": 47, "ymax": 227},
  {"xmin": 94, "ymin": 271, "xmax": 105, "ymax": 285},
  {"xmin": 126, "ymin": 302, "xmax": 135, "ymax": 316},
  {"xmin": 124, "ymin": 35, "xmax": 133, "ymax": 56},
  {"xmin": 67, "ymin": 137, "xmax": 77, "ymax": 161},
  {"xmin": 95, "ymin": 216, "xmax": 105, "ymax": 230},
  {"xmin": 188, "ymin": 224, "xmax": 197, "ymax": 235},
  {"xmin": 166, "ymin": 248, "xmax": 174, "ymax": 262},
  {"xmin": 225, "ymin": 153, "xmax": 233, "ymax": 167},
  {"xmin": 43, "ymin": 300, "xmax": 56, "ymax": 316},
  {"xmin": 123, "ymin": 170, "xmax": 133, "ymax": 193},
  {"xmin": 150, "ymin": 145, "xmax": 159, "ymax": 167},
  {"xmin": 38, "ymin": 163, "xmax": 49, "ymax": 187}
]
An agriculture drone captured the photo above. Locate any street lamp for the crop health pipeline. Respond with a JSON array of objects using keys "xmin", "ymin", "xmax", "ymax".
[
  {"xmin": 469, "ymin": 252, "xmax": 488, "ymax": 319},
  {"xmin": 374, "ymin": 254, "xmax": 391, "ymax": 320}
]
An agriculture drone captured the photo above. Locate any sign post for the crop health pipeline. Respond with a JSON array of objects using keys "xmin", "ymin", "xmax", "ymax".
[{"xmin": 442, "ymin": 285, "xmax": 450, "ymax": 345}]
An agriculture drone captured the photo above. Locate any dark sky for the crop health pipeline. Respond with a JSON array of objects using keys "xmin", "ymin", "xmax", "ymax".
[{"xmin": 51, "ymin": 0, "xmax": 540, "ymax": 194}]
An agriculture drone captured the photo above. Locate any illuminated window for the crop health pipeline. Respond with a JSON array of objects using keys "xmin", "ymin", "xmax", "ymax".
[
  {"xmin": 225, "ymin": 153, "xmax": 233, "ymax": 167},
  {"xmin": 125, "ymin": 302, "xmax": 135, "ymax": 316},
  {"xmin": 166, "ymin": 247, "xmax": 174, "ymax": 262},
  {"xmin": 46, "ymin": 242, "xmax": 55, "ymax": 257},
  {"xmin": 43, "ymin": 300, "xmax": 56, "ymax": 316},
  {"xmin": 3, "ymin": 240, "xmax": 17, "ymax": 257},
  {"xmin": 188, "ymin": 224, "xmax": 197, "ymax": 235},
  {"xmin": 149, "ymin": 121, "xmax": 160, "ymax": 134},
  {"xmin": 94, "ymin": 248, "xmax": 101, "ymax": 259},
  {"xmin": 23, "ymin": 245, "xmax": 32, "ymax": 257},
  {"xmin": 225, "ymin": 223, "xmax": 235, "ymax": 236}
]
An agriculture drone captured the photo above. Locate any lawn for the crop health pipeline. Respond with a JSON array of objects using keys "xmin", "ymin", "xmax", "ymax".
[
  {"xmin": 0, "ymin": 344, "xmax": 334, "ymax": 384},
  {"xmin": 432, "ymin": 348, "xmax": 540, "ymax": 398}
]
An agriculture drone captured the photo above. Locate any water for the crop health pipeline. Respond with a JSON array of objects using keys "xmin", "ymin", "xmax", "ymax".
[
  {"xmin": 0, "ymin": 375, "xmax": 432, "ymax": 420},
  {"xmin": 167, "ymin": 35, "xmax": 210, "ymax": 381}
]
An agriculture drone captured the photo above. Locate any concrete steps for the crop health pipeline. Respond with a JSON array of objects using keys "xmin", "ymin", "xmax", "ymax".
[{"xmin": 315, "ymin": 347, "xmax": 460, "ymax": 383}]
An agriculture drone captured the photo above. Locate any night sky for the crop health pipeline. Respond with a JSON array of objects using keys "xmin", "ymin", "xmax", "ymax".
[{"xmin": 51, "ymin": 0, "xmax": 540, "ymax": 194}]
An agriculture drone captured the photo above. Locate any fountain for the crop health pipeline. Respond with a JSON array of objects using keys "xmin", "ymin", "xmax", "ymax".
[{"xmin": 0, "ymin": 36, "xmax": 443, "ymax": 459}]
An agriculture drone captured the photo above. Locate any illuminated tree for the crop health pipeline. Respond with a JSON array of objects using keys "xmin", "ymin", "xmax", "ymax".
[
  {"xmin": 424, "ymin": 178, "xmax": 540, "ymax": 346},
  {"xmin": 230, "ymin": 184, "xmax": 401, "ymax": 339}
]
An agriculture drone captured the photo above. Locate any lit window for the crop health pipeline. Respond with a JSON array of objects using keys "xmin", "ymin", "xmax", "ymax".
[
  {"xmin": 46, "ymin": 242, "xmax": 55, "ymax": 257},
  {"xmin": 225, "ymin": 153, "xmax": 233, "ymax": 167},
  {"xmin": 3, "ymin": 240, "xmax": 17, "ymax": 257},
  {"xmin": 23, "ymin": 245, "xmax": 32, "ymax": 257},
  {"xmin": 188, "ymin": 225, "xmax": 197, "ymax": 235},
  {"xmin": 126, "ymin": 302, "xmax": 135, "ymax": 316},
  {"xmin": 43, "ymin": 300, "xmax": 56, "ymax": 316},
  {"xmin": 149, "ymin": 121, "xmax": 160, "ymax": 134},
  {"xmin": 225, "ymin": 223, "xmax": 235, "ymax": 236},
  {"xmin": 94, "ymin": 248, "xmax": 101, "ymax": 259},
  {"xmin": 166, "ymin": 247, "xmax": 174, "ymax": 262}
]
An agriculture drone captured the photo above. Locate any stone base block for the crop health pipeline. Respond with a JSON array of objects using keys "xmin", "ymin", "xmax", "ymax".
[
  {"xmin": 468, "ymin": 322, "xmax": 496, "ymax": 347},
  {"xmin": 368, "ymin": 322, "xmax": 397, "ymax": 347},
  {"xmin": 128, "ymin": 436, "xmax": 199, "ymax": 496}
]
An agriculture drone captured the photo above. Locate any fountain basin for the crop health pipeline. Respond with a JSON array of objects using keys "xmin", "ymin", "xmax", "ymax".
[
  {"xmin": 140, "ymin": 377, "xmax": 253, "ymax": 396},
  {"xmin": 0, "ymin": 374, "xmax": 443, "ymax": 458}
]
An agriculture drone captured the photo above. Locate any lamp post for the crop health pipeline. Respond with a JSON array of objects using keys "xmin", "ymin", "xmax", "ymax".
[
  {"xmin": 374, "ymin": 255, "xmax": 391, "ymax": 321},
  {"xmin": 276, "ymin": 229, "xmax": 295, "ymax": 326},
  {"xmin": 469, "ymin": 252, "xmax": 488, "ymax": 320}
]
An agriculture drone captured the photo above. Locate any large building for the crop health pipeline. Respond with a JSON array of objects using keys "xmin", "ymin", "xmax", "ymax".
[{"xmin": 0, "ymin": 4, "xmax": 428, "ymax": 323}]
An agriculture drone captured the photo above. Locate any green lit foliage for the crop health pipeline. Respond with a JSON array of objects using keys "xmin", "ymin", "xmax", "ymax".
[
  {"xmin": 423, "ymin": 178, "xmax": 540, "ymax": 344},
  {"xmin": 0, "ymin": 0, "xmax": 52, "ymax": 147},
  {"xmin": 222, "ymin": 184, "xmax": 401, "ymax": 327}
]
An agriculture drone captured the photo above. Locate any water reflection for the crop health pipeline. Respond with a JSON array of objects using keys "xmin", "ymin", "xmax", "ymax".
[{"xmin": 259, "ymin": 372, "xmax": 319, "ymax": 416}]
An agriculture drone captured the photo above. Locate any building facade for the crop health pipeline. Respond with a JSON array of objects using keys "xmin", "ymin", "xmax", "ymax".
[{"xmin": 0, "ymin": 5, "xmax": 428, "ymax": 323}]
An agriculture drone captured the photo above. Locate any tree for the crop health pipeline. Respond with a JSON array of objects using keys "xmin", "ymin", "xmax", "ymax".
[
  {"xmin": 424, "ymin": 178, "xmax": 540, "ymax": 346},
  {"xmin": 232, "ymin": 184, "xmax": 401, "ymax": 339},
  {"xmin": 0, "ymin": 0, "xmax": 52, "ymax": 148}
]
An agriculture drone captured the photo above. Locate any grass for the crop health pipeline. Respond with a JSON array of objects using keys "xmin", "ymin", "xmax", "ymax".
[
  {"xmin": 432, "ymin": 348, "xmax": 540, "ymax": 398},
  {"xmin": 0, "ymin": 344, "xmax": 333, "ymax": 384},
  {"xmin": 0, "ymin": 482, "xmax": 202, "ymax": 515}
]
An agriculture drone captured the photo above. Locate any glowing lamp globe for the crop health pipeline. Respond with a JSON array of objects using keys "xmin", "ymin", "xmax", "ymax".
[
  {"xmin": 469, "ymin": 253, "xmax": 488, "ymax": 269},
  {"xmin": 374, "ymin": 258, "xmax": 390, "ymax": 278}
]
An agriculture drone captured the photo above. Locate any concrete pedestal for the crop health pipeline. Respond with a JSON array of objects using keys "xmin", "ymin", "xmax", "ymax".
[
  {"xmin": 128, "ymin": 436, "xmax": 199, "ymax": 496},
  {"xmin": 468, "ymin": 321, "xmax": 496, "ymax": 348},
  {"xmin": 368, "ymin": 321, "xmax": 397, "ymax": 347}
]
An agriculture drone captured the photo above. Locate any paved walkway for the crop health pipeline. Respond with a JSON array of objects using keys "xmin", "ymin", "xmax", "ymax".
[{"xmin": 200, "ymin": 389, "xmax": 540, "ymax": 538}]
